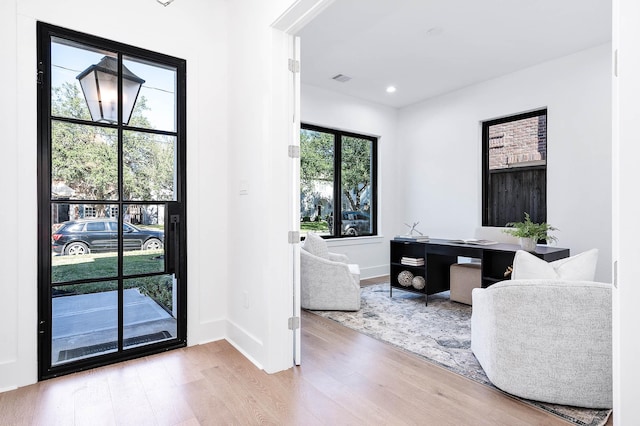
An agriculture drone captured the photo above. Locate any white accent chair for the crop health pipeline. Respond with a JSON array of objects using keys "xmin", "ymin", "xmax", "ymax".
[
  {"xmin": 450, "ymin": 227, "xmax": 519, "ymax": 305},
  {"xmin": 300, "ymin": 233, "xmax": 361, "ymax": 311},
  {"xmin": 471, "ymin": 278, "xmax": 612, "ymax": 408}
]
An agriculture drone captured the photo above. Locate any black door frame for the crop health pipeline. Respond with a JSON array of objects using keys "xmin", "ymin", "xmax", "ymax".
[{"xmin": 37, "ymin": 22, "xmax": 187, "ymax": 380}]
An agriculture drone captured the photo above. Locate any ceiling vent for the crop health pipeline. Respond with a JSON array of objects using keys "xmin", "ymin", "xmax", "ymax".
[{"xmin": 332, "ymin": 74, "xmax": 352, "ymax": 83}]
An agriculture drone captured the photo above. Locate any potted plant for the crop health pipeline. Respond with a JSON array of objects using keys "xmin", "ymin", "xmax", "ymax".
[{"xmin": 503, "ymin": 212, "xmax": 558, "ymax": 251}]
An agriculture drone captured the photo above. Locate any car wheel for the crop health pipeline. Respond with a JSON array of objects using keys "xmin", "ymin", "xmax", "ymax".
[
  {"xmin": 345, "ymin": 228, "xmax": 358, "ymax": 236},
  {"xmin": 65, "ymin": 242, "xmax": 89, "ymax": 255},
  {"xmin": 143, "ymin": 238, "xmax": 163, "ymax": 250}
]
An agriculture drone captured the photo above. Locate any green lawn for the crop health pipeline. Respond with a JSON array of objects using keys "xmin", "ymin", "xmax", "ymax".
[
  {"xmin": 52, "ymin": 250, "xmax": 164, "ymax": 283},
  {"xmin": 52, "ymin": 250, "xmax": 173, "ymax": 311},
  {"xmin": 301, "ymin": 221, "xmax": 329, "ymax": 232}
]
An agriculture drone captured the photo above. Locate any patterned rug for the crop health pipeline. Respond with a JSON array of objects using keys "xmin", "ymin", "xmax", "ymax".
[{"xmin": 308, "ymin": 283, "xmax": 612, "ymax": 426}]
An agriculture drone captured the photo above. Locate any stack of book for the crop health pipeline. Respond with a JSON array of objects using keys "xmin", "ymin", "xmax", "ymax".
[{"xmin": 401, "ymin": 256, "xmax": 425, "ymax": 266}]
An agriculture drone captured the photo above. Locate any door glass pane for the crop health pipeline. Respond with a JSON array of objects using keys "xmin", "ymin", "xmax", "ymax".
[
  {"xmin": 123, "ymin": 57, "xmax": 177, "ymax": 132},
  {"xmin": 341, "ymin": 136, "xmax": 373, "ymax": 236},
  {"xmin": 52, "ymin": 281, "xmax": 118, "ymax": 365},
  {"xmin": 51, "ymin": 203, "xmax": 119, "ymax": 282},
  {"xmin": 123, "ymin": 131, "xmax": 176, "ymax": 201},
  {"xmin": 122, "ymin": 204, "xmax": 165, "ymax": 276},
  {"xmin": 123, "ymin": 275, "xmax": 176, "ymax": 349},
  {"xmin": 300, "ymin": 129, "xmax": 334, "ymax": 236},
  {"xmin": 52, "ymin": 122, "xmax": 118, "ymax": 201},
  {"xmin": 51, "ymin": 38, "xmax": 116, "ymax": 122}
]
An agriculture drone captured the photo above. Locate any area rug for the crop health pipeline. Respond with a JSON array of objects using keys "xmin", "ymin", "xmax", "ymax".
[{"xmin": 308, "ymin": 283, "xmax": 611, "ymax": 426}]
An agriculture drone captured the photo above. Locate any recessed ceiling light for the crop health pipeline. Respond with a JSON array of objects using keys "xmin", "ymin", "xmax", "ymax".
[{"xmin": 386, "ymin": 86, "xmax": 397, "ymax": 93}]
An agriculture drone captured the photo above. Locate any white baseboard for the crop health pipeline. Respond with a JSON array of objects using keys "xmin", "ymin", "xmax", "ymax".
[
  {"xmin": 188, "ymin": 318, "xmax": 226, "ymax": 346},
  {"xmin": 225, "ymin": 319, "xmax": 264, "ymax": 370},
  {"xmin": 0, "ymin": 385, "xmax": 18, "ymax": 394},
  {"xmin": 360, "ymin": 264, "xmax": 389, "ymax": 280},
  {"xmin": 0, "ymin": 359, "xmax": 36, "ymax": 394}
]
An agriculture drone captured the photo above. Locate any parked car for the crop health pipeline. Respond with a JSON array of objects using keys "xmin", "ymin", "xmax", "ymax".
[
  {"xmin": 52, "ymin": 218, "xmax": 164, "ymax": 255},
  {"xmin": 340, "ymin": 211, "xmax": 371, "ymax": 236}
]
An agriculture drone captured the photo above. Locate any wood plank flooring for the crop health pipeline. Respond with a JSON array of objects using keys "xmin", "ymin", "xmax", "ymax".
[{"xmin": 0, "ymin": 277, "xmax": 613, "ymax": 425}]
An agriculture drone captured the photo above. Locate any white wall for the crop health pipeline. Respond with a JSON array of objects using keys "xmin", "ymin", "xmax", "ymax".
[
  {"xmin": 613, "ymin": 0, "xmax": 640, "ymax": 422},
  {"xmin": 226, "ymin": 0, "xmax": 300, "ymax": 373},
  {"xmin": 397, "ymin": 44, "xmax": 612, "ymax": 283},
  {"xmin": 301, "ymin": 84, "xmax": 399, "ymax": 278},
  {"xmin": 0, "ymin": 0, "xmax": 230, "ymax": 390},
  {"xmin": 0, "ymin": 0, "xmax": 23, "ymax": 392}
]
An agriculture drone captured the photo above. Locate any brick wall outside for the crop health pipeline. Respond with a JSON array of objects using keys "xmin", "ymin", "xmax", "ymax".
[{"xmin": 488, "ymin": 115, "xmax": 546, "ymax": 169}]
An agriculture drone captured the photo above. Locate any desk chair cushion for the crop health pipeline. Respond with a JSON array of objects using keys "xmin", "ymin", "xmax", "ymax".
[{"xmin": 511, "ymin": 249, "xmax": 598, "ymax": 281}]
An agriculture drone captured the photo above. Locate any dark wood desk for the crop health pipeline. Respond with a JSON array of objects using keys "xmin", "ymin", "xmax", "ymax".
[{"xmin": 389, "ymin": 239, "xmax": 570, "ymax": 304}]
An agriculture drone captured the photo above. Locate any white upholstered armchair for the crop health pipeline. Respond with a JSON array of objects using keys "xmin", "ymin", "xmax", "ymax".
[
  {"xmin": 471, "ymin": 278, "xmax": 612, "ymax": 408},
  {"xmin": 300, "ymin": 233, "xmax": 360, "ymax": 311}
]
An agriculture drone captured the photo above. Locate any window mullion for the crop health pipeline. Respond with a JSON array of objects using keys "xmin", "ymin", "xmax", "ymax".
[
  {"xmin": 334, "ymin": 132, "xmax": 342, "ymax": 238},
  {"xmin": 116, "ymin": 52, "xmax": 125, "ymax": 353}
]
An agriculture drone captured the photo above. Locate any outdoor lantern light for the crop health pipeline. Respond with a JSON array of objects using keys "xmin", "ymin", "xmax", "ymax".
[{"xmin": 76, "ymin": 56, "xmax": 145, "ymax": 125}]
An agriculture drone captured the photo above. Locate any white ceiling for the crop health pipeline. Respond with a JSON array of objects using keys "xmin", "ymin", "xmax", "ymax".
[{"xmin": 296, "ymin": 0, "xmax": 612, "ymax": 109}]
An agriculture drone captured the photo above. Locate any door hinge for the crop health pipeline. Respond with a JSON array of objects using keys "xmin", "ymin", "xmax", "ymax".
[
  {"xmin": 288, "ymin": 145, "xmax": 300, "ymax": 158},
  {"xmin": 37, "ymin": 61, "xmax": 44, "ymax": 86},
  {"xmin": 288, "ymin": 316, "xmax": 300, "ymax": 330},
  {"xmin": 288, "ymin": 58, "xmax": 300, "ymax": 73},
  {"xmin": 288, "ymin": 231, "xmax": 300, "ymax": 244}
]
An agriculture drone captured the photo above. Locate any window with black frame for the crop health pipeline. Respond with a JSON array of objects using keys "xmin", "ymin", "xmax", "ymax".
[
  {"xmin": 300, "ymin": 124, "xmax": 377, "ymax": 238},
  {"xmin": 482, "ymin": 109, "xmax": 547, "ymax": 227}
]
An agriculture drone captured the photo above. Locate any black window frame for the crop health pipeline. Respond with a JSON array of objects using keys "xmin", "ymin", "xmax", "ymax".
[
  {"xmin": 300, "ymin": 123, "xmax": 378, "ymax": 239},
  {"xmin": 37, "ymin": 22, "xmax": 188, "ymax": 380},
  {"xmin": 482, "ymin": 109, "xmax": 547, "ymax": 227}
]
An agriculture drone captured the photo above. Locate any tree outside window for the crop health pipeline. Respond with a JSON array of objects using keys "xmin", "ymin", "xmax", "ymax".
[{"xmin": 300, "ymin": 124, "xmax": 377, "ymax": 238}]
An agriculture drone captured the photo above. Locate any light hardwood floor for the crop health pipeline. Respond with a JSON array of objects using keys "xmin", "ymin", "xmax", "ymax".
[{"xmin": 0, "ymin": 278, "xmax": 613, "ymax": 425}]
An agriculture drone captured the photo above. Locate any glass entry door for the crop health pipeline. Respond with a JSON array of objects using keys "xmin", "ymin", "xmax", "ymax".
[{"xmin": 37, "ymin": 23, "xmax": 187, "ymax": 379}]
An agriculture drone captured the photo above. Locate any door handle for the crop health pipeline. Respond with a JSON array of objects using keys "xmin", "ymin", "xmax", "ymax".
[
  {"xmin": 170, "ymin": 214, "xmax": 180, "ymax": 279},
  {"xmin": 165, "ymin": 202, "xmax": 181, "ymax": 279}
]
